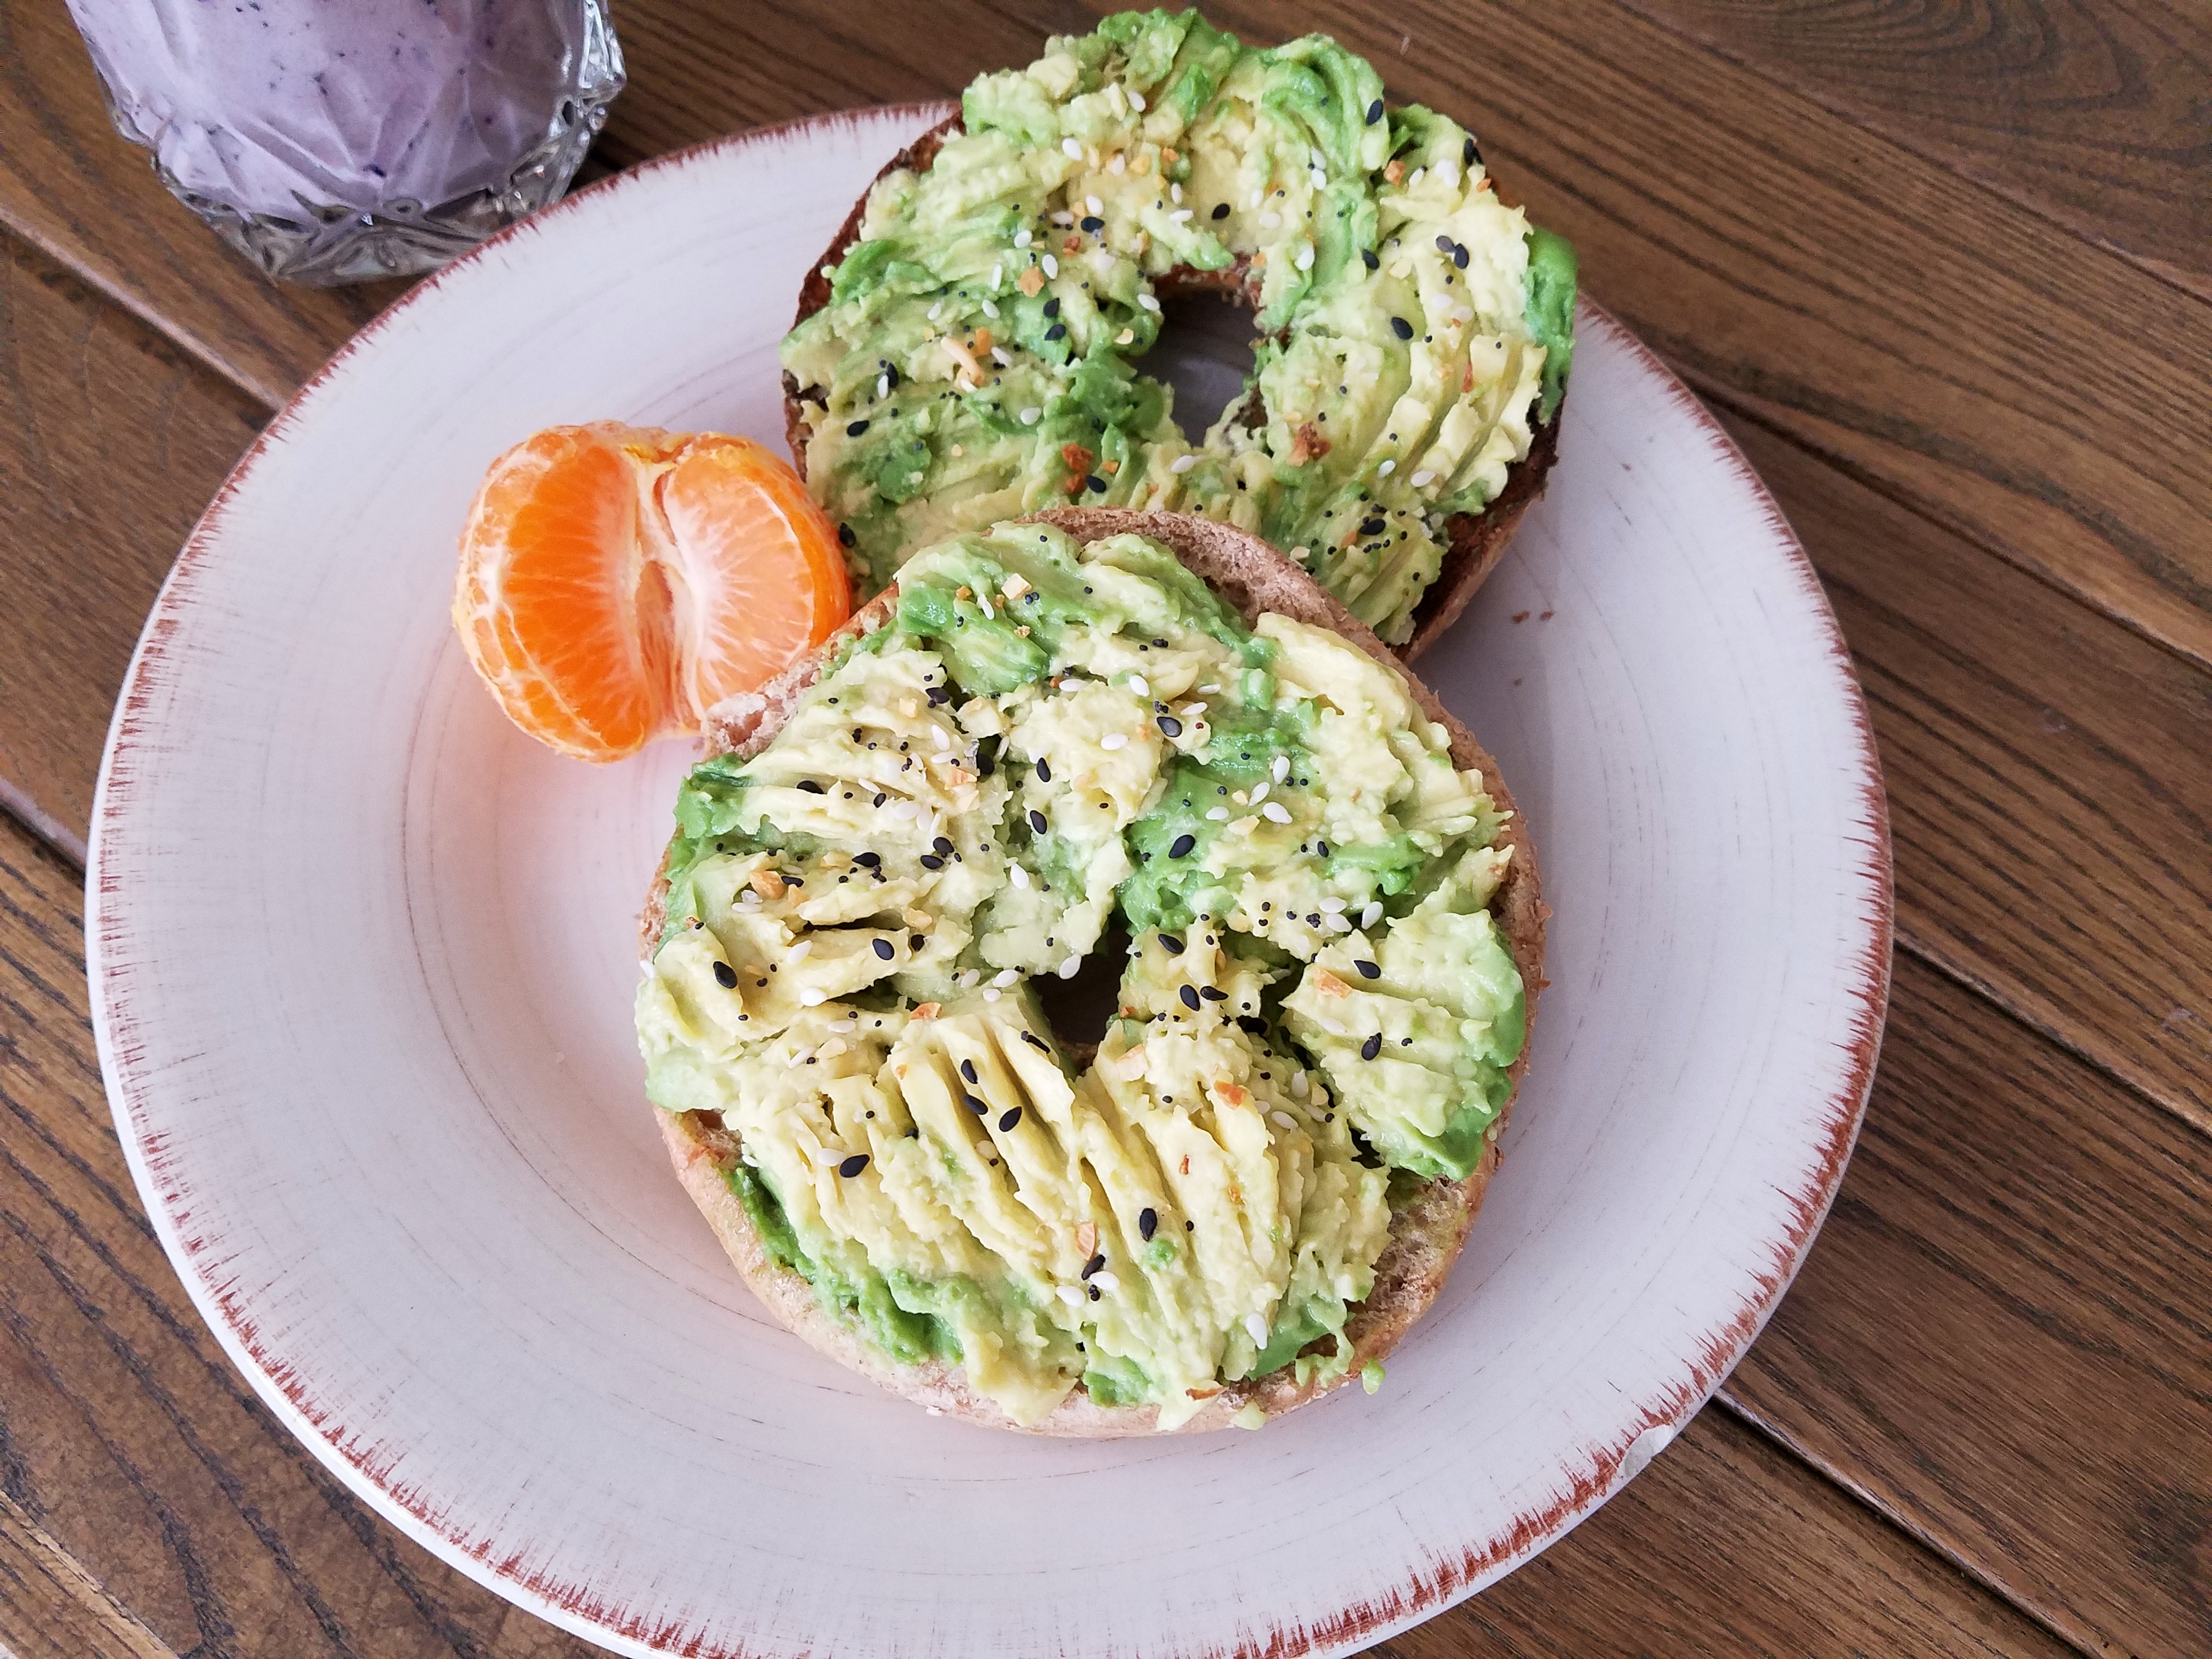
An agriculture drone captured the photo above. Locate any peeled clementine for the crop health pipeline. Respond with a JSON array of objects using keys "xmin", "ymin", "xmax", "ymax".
[{"xmin": 453, "ymin": 423, "xmax": 850, "ymax": 761}]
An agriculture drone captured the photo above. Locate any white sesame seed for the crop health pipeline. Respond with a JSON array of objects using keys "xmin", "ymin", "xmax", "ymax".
[
  {"xmin": 983, "ymin": 988, "xmax": 1001, "ymax": 1002},
  {"xmin": 1020, "ymin": 408, "xmax": 1042, "ymax": 425},
  {"xmin": 991, "ymin": 347, "xmax": 1011, "ymax": 366},
  {"xmin": 787, "ymin": 1048, "xmax": 813, "ymax": 1068},
  {"xmin": 1169, "ymin": 208, "xmax": 1193, "ymax": 223},
  {"xmin": 1272, "ymin": 1111, "xmax": 1296, "ymax": 1131},
  {"xmin": 788, "ymin": 939, "xmax": 814, "ymax": 961},
  {"xmin": 1014, "ymin": 228, "xmax": 1032, "ymax": 249},
  {"xmin": 1436, "ymin": 163, "xmax": 1458, "ymax": 189},
  {"xmin": 1272, "ymin": 755, "xmax": 1290, "ymax": 783},
  {"xmin": 1411, "ymin": 469, "xmax": 1435, "ymax": 488},
  {"xmin": 1361, "ymin": 902, "xmax": 1384, "ymax": 928},
  {"xmin": 1171, "ymin": 453, "xmax": 1197, "ymax": 473},
  {"xmin": 1128, "ymin": 674, "xmax": 1149, "ymax": 695},
  {"xmin": 934, "ymin": 726, "xmax": 953, "ymax": 749},
  {"xmin": 1319, "ymin": 896, "xmax": 1346, "ymax": 913},
  {"xmin": 1042, "ymin": 253, "xmax": 1059, "ymax": 278},
  {"xmin": 1058, "ymin": 1285, "xmax": 1084, "ymax": 1306},
  {"xmin": 1409, "ymin": 167, "xmax": 1425, "ymax": 188},
  {"xmin": 1290, "ymin": 1070, "xmax": 1309, "ymax": 1096},
  {"xmin": 1059, "ymin": 955, "xmax": 1083, "ymax": 979},
  {"xmin": 1062, "ymin": 137, "xmax": 1084, "ymax": 159},
  {"xmin": 1244, "ymin": 1313, "xmax": 1268, "ymax": 1346},
  {"xmin": 1137, "ymin": 293, "xmax": 1161, "ymax": 312},
  {"xmin": 1378, "ymin": 459, "xmax": 1397, "ymax": 476},
  {"xmin": 1319, "ymin": 1017, "xmax": 1346, "ymax": 1036},
  {"xmin": 993, "ymin": 968, "xmax": 1020, "ymax": 988},
  {"xmin": 800, "ymin": 988, "xmax": 828, "ymax": 1006},
  {"xmin": 893, "ymin": 801, "xmax": 921, "ymax": 820},
  {"xmin": 1261, "ymin": 801, "xmax": 1293, "ymax": 823},
  {"xmin": 991, "ymin": 262, "xmax": 1003, "ymax": 287},
  {"xmin": 981, "ymin": 298, "xmax": 999, "ymax": 318},
  {"xmin": 1127, "ymin": 88, "xmax": 1146, "ymax": 111},
  {"xmin": 1249, "ymin": 188, "xmax": 1264, "ymax": 208},
  {"xmin": 1100, "ymin": 733, "xmax": 1128, "ymax": 751},
  {"xmin": 1259, "ymin": 209, "xmax": 1281, "ymax": 228},
  {"xmin": 1295, "ymin": 243, "xmax": 1314, "ymax": 270},
  {"xmin": 1170, "ymin": 182, "xmax": 1182, "ymax": 204},
  {"xmin": 927, "ymin": 300, "xmax": 944, "ymax": 320},
  {"xmin": 1094, "ymin": 1271, "xmax": 1122, "ymax": 1294},
  {"xmin": 1206, "ymin": 807, "xmax": 1229, "ymax": 821},
  {"xmin": 876, "ymin": 373, "xmax": 889, "ymax": 399},
  {"xmin": 810, "ymin": 1146, "xmax": 841, "ymax": 1166},
  {"xmin": 1310, "ymin": 167, "xmax": 1328, "ymax": 190},
  {"xmin": 1009, "ymin": 864, "xmax": 1031, "ymax": 889},
  {"xmin": 979, "ymin": 597, "xmax": 994, "ymax": 619},
  {"xmin": 1110, "ymin": 152, "xmax": 1127, "ymax": 173},
  {"xmin": 1051, "ymin": 210, "xmax": 1074, "ymax": 225},
  {"xmin": 1310, "ymin": 148, "xmax": 1327, "ymax": 171},
  {"xmin": 1250, "ymin": 781, "xmax": 1270, "ymax": 804},
  {"xmin": 1324, "ymin": 912, "xmax": 1352, "ymax": 933},
  {"xmin": 1086, "ymin": 194, "xmax": 1103, "ymax": 216},
  {"xmin": 1199, "ymin": 683, "xmax": 1221, "ymax": 693},
  {"xmin": 829, "ymin": 1020, "xmax": 856, "ymax": 1033}
]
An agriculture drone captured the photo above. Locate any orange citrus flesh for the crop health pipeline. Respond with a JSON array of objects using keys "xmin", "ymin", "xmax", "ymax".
[{"xmin": 453, "ymin": 422, "xmax": 850, "ymax": 761}]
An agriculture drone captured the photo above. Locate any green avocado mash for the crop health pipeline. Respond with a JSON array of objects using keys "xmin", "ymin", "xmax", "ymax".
[
  {"xmin": 635, "ymin": 522, "xmax": 1525, "ymax": 1427},
  {"xmin": 781, "ymin": 10, "xmax": 1577, "ymax": 645}
]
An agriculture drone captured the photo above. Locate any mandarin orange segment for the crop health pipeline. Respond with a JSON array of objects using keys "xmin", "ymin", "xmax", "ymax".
[{"xmin": 452, "ymin": 423, "xmax": 850, "ymax": 761}]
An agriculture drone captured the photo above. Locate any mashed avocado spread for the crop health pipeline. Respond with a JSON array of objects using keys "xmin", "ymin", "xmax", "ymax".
[
  {"xmin": 781, "ymin": 10, "xmax": 1577, "ymax": 646},
  {"xmin": 635, "ymin": 523, "xmax": 1524, "ymax": 1427}
]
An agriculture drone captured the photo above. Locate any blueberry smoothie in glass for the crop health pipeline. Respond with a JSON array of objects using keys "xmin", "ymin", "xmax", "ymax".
[{"xmin": 67, "ymin": 0, "xmax": 624, "ymax": 284}]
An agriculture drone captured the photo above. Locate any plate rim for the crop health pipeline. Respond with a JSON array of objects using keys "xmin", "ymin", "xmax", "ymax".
[{"xmin": 85, "ymin": 104, "xmax": 1895, "ymax": 1658}]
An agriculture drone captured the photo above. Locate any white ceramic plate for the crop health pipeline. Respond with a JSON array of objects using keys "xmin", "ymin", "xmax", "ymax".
[{"xmin": 88, "ymin": 106, "xmax": 1891, "ymax": 1658}]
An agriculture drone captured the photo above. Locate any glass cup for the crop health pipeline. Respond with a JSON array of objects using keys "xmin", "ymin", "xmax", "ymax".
[{"xmin": 67, "ymin": 0, "xmax": 625, "ymax": 285}]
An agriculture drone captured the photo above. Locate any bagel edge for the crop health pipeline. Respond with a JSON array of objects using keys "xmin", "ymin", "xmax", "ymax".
[
  {"xmin": 644, "ymin": 509, "xmax": 1547, "ymax": 1435},
  {"xmin": 781, "ymin": 114, "xmax": 1564, "ymax": 662}
]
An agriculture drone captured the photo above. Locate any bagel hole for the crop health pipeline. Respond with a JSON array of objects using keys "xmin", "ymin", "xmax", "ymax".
[
  {"xmin": 1031, "ymin": 921, "xmax": 1133, "ymax": 1055},
  {"xmin": 1153, "ymin": 292, "xmax": 1261, "ymax": 445}
]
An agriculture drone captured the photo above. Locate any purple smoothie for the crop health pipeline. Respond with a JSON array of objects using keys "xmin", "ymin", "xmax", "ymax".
[{"xmin": 69, "ymin": 0, "xmax": 623, "ymax": 283}]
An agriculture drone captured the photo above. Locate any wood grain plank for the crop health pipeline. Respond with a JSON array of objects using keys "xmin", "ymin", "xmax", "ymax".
[
  {"xmin": 1378, "ymin": 1411, "xmax": 2074, "ymax": 1659},
  {"xmin": 0, "ymin": 231, "xmax": 263, "ymax": 864},
  {"xmin": 0, "ymin": 808, "xmax": 2074, "ymax": 1659},
  {"xmin": 1610, "ymin": 0, "xmax": 2212, "ymax": 301},
  {"xmin": 1717, "ymin": 410, "xmax": 2212, "ymax": 1133},
  {"xmin": 0, "ymin": 820, "xmax": 606, "ymax": 1656},
  {"xmin": 1722, "ymin": 952, "xmax": 2212, "ymax": 1659},
  {"xmin": 0, "ymin": 1491, "xmax": 179, "ymax": 1659},
  {"xmin": 0, "ymin": 0, "xmax": 401, "ymax": 408}
]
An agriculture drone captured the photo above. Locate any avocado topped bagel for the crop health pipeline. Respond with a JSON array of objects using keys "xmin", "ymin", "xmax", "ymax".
[
  {"xmin": 635, "ymin": 510, "xmax": 1544, "ymax": 1432},
  {"xmin": 781, "ymin": 10, "xmax": 1577, "ymax": 654}
]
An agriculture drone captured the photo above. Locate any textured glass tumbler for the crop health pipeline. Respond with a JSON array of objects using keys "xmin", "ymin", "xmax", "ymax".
[{"xmin": 68, "ymin": 0, "xmax": 625, "ymax": 285}]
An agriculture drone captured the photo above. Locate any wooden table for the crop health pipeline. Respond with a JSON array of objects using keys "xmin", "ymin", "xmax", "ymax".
[{"xmin": 2, "ymin": 3, "xmax": 2205, "ymax": 1654}]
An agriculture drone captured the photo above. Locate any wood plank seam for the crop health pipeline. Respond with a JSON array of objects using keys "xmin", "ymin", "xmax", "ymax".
[
  {"xmin": 1596, "ymin": 0, "xmax": 2212, "ymax": 312},
  {"xmin": 0, "ymin": 1489, "xmax": 180, "ymax": 1659}
]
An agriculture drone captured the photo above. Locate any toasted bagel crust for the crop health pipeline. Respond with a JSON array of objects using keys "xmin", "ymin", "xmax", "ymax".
[
  {"xmin": 781, "ymin": 113, "xmax": 1562, "ymax": 660},
  {"xmin": 645, "ymin": 511, "xmax": 1545, "ymax": 1434}
]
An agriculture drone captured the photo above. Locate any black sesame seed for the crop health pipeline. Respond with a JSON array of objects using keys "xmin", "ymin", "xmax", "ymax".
[
  {"xmin": 712, "ymin": 960, "xmax": 737, "ymax": 989},
  {"xmin": 1390, "ymin": 315, "xmax": 1413, "ymax": 340},
  {"xmin": 1436, "ymin": 234, "xmax": 1455, "ymax": 255},
  {"xmin": 1453, "ymin": 243, "xmax": 1470, "ymax": 269},
  {"xmin": 1022, "ymin": 1031, "xmax": 1052, "ymax": 1052},
  {"xmin": 1361, "ymin": 1033, "xmax": 1383, "ymax": 1060},
  {"xmin": 1082, "ymin": 1253, "xmax": 1107, "ymax": 1278},
  {"xmin": 975, "ymin": 735, "xmax": 1000, "ymax": 776},
  {"xmin": 847, "ymin": 419, "xmax": 870, "ymax": 436},
  {"xmin": 1360, "ymin": 516, "xmax": 1386, "ymax": 537},
  {"xmin": 1156, "ymin": 714, "xmax": 1184, "ymax": 738},
  {"xmin": 1361, "ymin": 248, "xmax": 1379, "ymax": 270},
  {"xmin": 1463, "ymin": 135, "xmax": 1479, "ymax": 168},
  {"xmin": 1186, "ymin": 1220, "xmax": 1195, "ymax": 1231},
  {"xmin": 1199, "ymin": 985, "xmax": 1228, "ymax": 1001},
  {"xmin": 1355, "ymin": 960, "xmax": 1381, "ymax": 979},
  {"xmin": 1316, "ymin": 841, "xmax": 1330, "ymax": 857},
  {"xmin": 883, "ymin": 362, "xmax": 901, "ymax": 388},
  {"xmin": 1036, "ymin": 757, "xmax": 1051, "ymax": 782},
  {"xmin": 837, "ymin": 522, "xmax": 856, "ymax": 546},
  {"xmin": 926, "ymin": 684, "xmax": 950, "ymax": 705},
  {"xmin": 963, "ymin": 1092, "xmax": 988, "ymax": 1114},
  {"xmin": 1365, "ymin": 98, "xmax": 1384, "ymax": 125},
  {"xmin": 872, "ymin": 793, "xmax": 887, "ymax": 807},
  {"xmin": 1081, "ymin": 215, "xmax": 1104, "ymax": 232},
  {"xmin": 872, "ymin": 938, "xmax": 895, "ymax": 960},
  {"xmin": 919, "ymin": 854, "xmax": 944, "ymax": 870},
  {"xmin": 961, "ymin": 1059, "xmax": 978, "ymax": 1084},
  {"xmin": 933, "ymin": 836, "xmax": 954, "ymax": 856},
  {"xmin": 1086, "ymin": 474, "xmax": 1107, "ymax": 492},
  {"xmin": 1159, "ymin": 934, "xmax": 1184, "ymax": 954},
  {"xmin": 1211, "ymin": 201, "xmax": 1230, "ymax": 219},
  {"xmin": 854, "ymin": 850, "xmax": 881, "ymax": 868},
  {"xmin": 838, "ymin": 1153, "xmax": 870, "ymax": 1177},
  {"xmin": 1169, "ymin": 833, "xmax": 1196, "ymax": 859},
  {"xmin": 1138, "ymin": 1207, "xmax": 1158, "ymax": 1240},
  {"xmin": 1088, "ymin": 1284, "xmax": 1102, "ymax": 1301},
  {"xmin": 1237, "ymin": 1014, "xmax": 1268, "ymax": 1035},
  {"xmin": 998, "ymin": 1107, "xmax": 1023, "ymax": 1132},
  {"xmin": 1045, "ymin": 323, "xmax": 1067, "ymax": 341},
  {"xmin": 795, "ymin": 779, "xmax": 825, "ymax": 794},
  {"xmin": 1043, "ymin": 297, "xmax": 1060, "ymax": 317},
  {"xmin": 1029, "ymin": 809, "xmax": 1048, "ymax": 834},
  {"xmin": 1180, "ymin": 984, "xmax": 1201, "ymax": 1011}
]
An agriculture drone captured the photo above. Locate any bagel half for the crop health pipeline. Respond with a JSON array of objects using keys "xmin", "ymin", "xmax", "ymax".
[
  {"xmin": 783, "ymin": 97, "xmax": 1565, "ymax": 662},
  {"xmin": 644, "ymin": 510, "xmax": 1544, "ymax": 1434}
]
